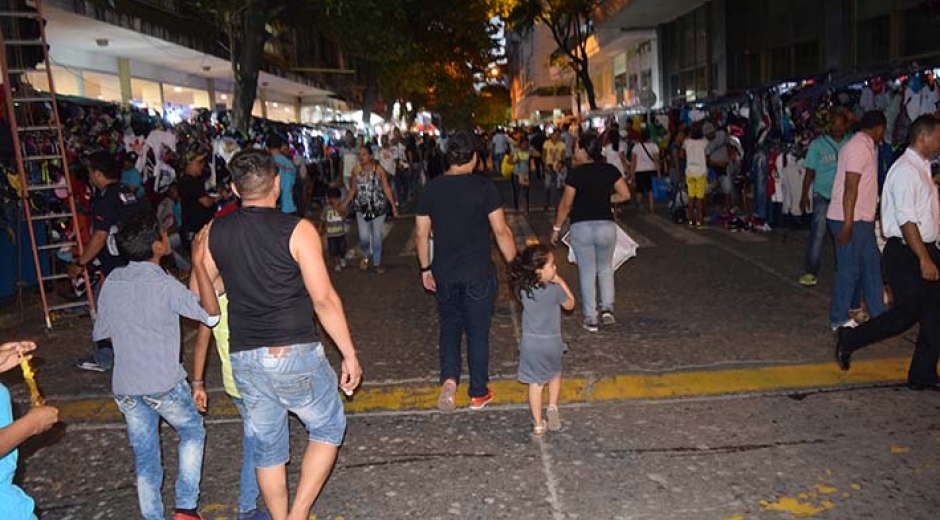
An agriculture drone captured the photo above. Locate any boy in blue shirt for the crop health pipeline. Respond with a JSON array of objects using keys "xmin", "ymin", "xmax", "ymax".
[
  {"xmin": 94, "ymin": 214, "xmax": 220, "ymax": 520},
  {"xmin": 0, "ymin": 341, "xmax": 58, "ymax": 520}
]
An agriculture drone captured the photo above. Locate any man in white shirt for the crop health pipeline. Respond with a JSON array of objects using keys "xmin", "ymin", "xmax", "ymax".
[
  {"xmin": 836, "ymin": 115, "xmax": 940, "ymax": 390},
  {"xmin": 378, "ymin": 135, "xmax": 400, "ymax": 203}
]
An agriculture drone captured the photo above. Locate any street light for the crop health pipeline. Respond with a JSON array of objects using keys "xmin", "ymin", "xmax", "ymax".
[{"xmin": 489, "ymin": 66, "xmax": 501, "ymax": 78}]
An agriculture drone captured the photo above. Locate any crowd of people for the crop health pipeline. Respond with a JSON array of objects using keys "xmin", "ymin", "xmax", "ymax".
[{"xmin": 3, "ymin": 93, "xmax": 940, "ymax": 519}]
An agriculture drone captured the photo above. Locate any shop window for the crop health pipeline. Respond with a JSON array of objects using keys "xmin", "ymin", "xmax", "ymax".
[
  {"xmin": 131, "ymin": 78, "xmax": 162, "ymax": 109},
  {"xmin": 83, "ymin": 71, "xmax": 122, "ymax": 102},
  {"xmin": 24, "ymin": 68, "xmax": 80, "ymax": 97}
]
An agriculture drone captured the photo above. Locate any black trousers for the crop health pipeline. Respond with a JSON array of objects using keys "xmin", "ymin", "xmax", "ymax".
[{"xmin": 843, "ymin": 238, "xmax": 940, "ymax": 384}]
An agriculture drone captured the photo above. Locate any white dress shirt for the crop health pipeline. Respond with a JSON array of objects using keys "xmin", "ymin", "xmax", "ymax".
[{"xmin": 881, "ymin": 147, "xmax": 940, "ymax": 243}]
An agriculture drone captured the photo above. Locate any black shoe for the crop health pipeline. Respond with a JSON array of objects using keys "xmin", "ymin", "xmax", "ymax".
[
  {"xmin": 834, "ymin": 328, "xmax": 851, "ymax": 371},
  {"xmin": 906, "ymin": 382, "xmax": 940, "ymax": 392}
]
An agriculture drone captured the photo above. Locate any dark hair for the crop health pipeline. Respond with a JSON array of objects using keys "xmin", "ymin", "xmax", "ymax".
[
  {"xmin": 359, "ymin": 144, "xmax": 373, "ymax": 157},
  {"xmin": 229, "ymin": 149, "xmax": 277, "ymax": 199},
  {"xmin": 859, "ymin": 110, "xmax": 887, "ymax": 130},
  {"xmin": 508, "ymin": 244, "xmax": 554, "ymax": 301},
  {"xmin": 689, "ymin": 122, "xmax": 704, "ymax": 140},
  {"xmin": 910, "ymin": 115, "xmax": 939, "ymax": 143},
  {"xmin": 87, "ymin": 151, "xmax": 120, "ymax": 180},
  {"xmin": 640, "ymin": 128, "xmax": 652, "ymax": 142},
  {"xmin": 579, "ymin": 131, "xmax": 604, "ymax": 162},
  {"xmin": 327, "ymin": 187, "xmax": 342, "ymax": 199},
  {"xmin": 266, "ymin": 134, "xmax": 285, "ymax": 149},
  {"xmin": 117, "ymin": 212, "xmax": 162, "ymax": 262},
  {"xmin": 445, "ymin": 130, "xmax": 477, "ymax": 167},
  {"xmin": 608, "ymin": 124, "xmax": 621, "ymax": 152}
]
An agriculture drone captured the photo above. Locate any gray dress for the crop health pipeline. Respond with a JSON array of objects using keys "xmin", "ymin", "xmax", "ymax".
[{"xmin": 518, "ymin": 284, "xmax": 568, "ymax": 384}]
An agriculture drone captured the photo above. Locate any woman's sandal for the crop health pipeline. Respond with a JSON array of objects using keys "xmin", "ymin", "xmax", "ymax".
[{"xmin": 531, "ymin": 420, "xmax": 547, "ymax": 437}]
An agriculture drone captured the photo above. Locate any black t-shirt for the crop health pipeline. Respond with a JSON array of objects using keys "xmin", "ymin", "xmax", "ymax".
[
  {"xmin": 416, "ymin": 174, "xmax": 503, "ymax": 284},
  {"xmin": 179, "ymin": 174, "xmax": 215, "ymax": 236},
  {"xmin": 565, "ymin": 162, "xmax": 621, "ymax": 224},
  {"xmin": 92, "ymin": 182, "xmax": 145, "ymax": 275}
]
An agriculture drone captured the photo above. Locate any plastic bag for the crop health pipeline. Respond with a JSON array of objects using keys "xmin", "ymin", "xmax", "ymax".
[{"xmin": 562, "ymin": 226, "xmax": 638, "ymax": 271}]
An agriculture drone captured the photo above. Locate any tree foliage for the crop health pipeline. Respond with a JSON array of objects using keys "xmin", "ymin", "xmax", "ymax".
[
  {"xmin": 506, "ymin": 0, "xmax": 607, "ymax": 112},
  {"xmin": 474, "ymin": 84, "xmax": 512, "ymax": 129},
  {"xmin": 316, "ymin": 0, "xmax": 502, "ymax": 129}
]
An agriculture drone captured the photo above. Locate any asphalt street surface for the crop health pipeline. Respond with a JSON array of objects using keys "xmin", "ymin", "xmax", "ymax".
[{"xmin": 1, "ymin": 176, "xmax": 934, "ymax": 519}]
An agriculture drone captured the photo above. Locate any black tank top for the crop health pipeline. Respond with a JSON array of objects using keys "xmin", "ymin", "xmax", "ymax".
[{"xmin": 208, "ymin": 207, "xmax": 318, "ymax": 352}]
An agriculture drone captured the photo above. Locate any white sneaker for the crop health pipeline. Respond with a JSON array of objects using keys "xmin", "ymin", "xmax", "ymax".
[{"xmin": 831, "ymin": 319, "xmax": 859, "ymax": 332}]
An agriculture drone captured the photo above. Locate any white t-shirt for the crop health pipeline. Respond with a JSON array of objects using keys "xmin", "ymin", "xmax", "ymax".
[
  {"xmin": 378, "ymin": 146, "xmax": 398, "ymax": 176},
  {"xmin": 603, "ymin": 142, "xmax": 628, "ymax": 175},
  {"xmin": 683, "ymin": 138, "xmax": 708, "ymax": 177},
  {"xmin": 632, "ymin": 141, "xmax": 659, "ymax": 173}
]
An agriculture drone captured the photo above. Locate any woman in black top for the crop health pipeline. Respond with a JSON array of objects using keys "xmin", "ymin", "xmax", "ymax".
[{"xmin": 550, "ymin": 132, "xmax": 631, "ymax": 332}]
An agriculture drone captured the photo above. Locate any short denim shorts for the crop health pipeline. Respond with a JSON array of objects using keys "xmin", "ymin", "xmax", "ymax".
[{"xmin": 230, "ymin": 342, "xmax": 346, "ymax": 468}]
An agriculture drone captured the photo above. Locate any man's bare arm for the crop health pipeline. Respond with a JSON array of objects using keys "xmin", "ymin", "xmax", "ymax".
[{"xmin": 488, "ymin": 208, "xmax": 517, "ymax": 263}]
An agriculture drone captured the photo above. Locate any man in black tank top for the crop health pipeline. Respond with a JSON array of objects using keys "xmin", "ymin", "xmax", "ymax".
[{"xmin": 200, "ymin": 150, "xmax": 361, "ymax": 520}]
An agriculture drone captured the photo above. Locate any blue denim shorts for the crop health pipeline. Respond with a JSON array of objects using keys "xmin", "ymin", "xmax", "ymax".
[{"xmin": 230, "ymin": 342, "xmax": 346, "ymax": 468}]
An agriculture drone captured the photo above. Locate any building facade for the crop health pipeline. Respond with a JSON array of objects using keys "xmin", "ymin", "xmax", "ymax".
[{"xmin": 26, "ymin": 0, "xmax": 347, "ymax": 124}]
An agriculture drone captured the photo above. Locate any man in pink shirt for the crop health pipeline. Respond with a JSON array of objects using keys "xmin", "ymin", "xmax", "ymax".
[{"xmin": 826, "ymin": 111, "xmax": 888, "ymax": 330}]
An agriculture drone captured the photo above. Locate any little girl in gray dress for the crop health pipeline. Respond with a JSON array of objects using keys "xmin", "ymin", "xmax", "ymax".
[{"xmin": 509, "ymin": 244, "xmax": 575, "ymax": 437}]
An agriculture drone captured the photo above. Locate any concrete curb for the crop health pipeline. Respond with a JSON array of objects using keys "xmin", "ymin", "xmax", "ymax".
[{"xmin": 48, "ymin": 357, "xmax": 909, "ymax": 425}]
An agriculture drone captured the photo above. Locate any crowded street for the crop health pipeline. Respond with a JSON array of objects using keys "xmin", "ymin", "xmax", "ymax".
[
  {"xmin": 2, "ymin": 0, "xmax": 940, "ymax": 519},
  {"xmin": 4, "ymin": 182, "xmax": 937, "ymax": 519}
]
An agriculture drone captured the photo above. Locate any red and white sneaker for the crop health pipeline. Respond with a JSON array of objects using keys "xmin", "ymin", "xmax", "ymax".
[{"xmin": 469, "ymin": 389, "xmax": 494, "ymax": 411}]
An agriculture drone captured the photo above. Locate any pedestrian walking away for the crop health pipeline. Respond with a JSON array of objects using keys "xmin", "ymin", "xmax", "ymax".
[
  {"xmin": 509, "ymin": 245, "xmax": 576, "ymax": 437},
  {"xmin": 551, "ymin": 132, "xmax": 632, "ymax": 332},
  {"xmin": 836, "ymin": 115, "xmax": 940, "ymax": 389},
  {"xmin": 94, "ymin": 214, "xmax": 222, "ymax": 520},
  {"xmin": 827, "ymin": 111, "xmax": 889, "ymax": 330},
  {"xmin": 415, "ymin": 130, "xmax": 517, "ymax": 412},
  {"xmin": 203, "ymin": 149, "xmax": 362, "ymax": 520}
]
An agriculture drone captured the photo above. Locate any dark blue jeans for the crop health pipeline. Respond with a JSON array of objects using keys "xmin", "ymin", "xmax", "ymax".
[
  {"xmin": 436, "ymin": 276, "xmax": 497, "ymax": 398},
  {"xmin": 804, "ymin": 193, "xmax": 831, "ymax": 276}
]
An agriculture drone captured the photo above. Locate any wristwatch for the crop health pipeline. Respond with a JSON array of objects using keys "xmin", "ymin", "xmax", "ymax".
[{"xmin": 420, "ymin": 265, "xmax": 432, "ymax": 273}]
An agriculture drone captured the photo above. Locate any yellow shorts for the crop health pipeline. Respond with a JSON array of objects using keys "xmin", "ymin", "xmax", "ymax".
[{"xmin": 686, "ymin": 175, "xmax": 707, "ymax": 199}]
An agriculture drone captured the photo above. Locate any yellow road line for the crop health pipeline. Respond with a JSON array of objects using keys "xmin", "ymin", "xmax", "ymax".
[{"xmin": 51, "ymin": 357, "xmax": 909, "ymax": 424}]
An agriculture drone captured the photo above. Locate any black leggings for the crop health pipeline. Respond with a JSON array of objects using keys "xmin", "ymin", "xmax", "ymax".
[{"xmin": 511, "ymin": 174, "xmax": 530, "ymax": 212}]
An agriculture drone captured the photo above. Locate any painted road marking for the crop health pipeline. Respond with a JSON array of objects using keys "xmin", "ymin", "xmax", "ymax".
[{"xmin": 49, "ymin": 357, "xmax": 910, "ymax": 424}]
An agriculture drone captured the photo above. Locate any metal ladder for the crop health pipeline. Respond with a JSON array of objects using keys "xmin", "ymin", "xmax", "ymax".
[{"xmin": 0, "ymin": 0, "xmax": 95, "ymax": 328}]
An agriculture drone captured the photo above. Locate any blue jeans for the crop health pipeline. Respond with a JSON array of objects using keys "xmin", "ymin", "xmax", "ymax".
[
  {"xmin": 114, "ymin": 380, "xmax": 205, "ymax": 520},
  {"xmin": 570, "ymin": 221, "xmax": 617, "ymax": 323},
  {"xmin": 230, "ymin": 343, "xmax": 346, "ymax": 468},
  {"xmin": 231, "ymin": 396, "xmax": 261, "ymax": 514},
  {"xmin": 356, "ymin": 212, "xmax": 386, "ymax": 267},
  {"xmin": 827, "ymin": 220, "xmax": 886, "ymax": 328},
  {"xmin": 804, "ymin": 193, "xmax": 831, "ymax": 276},
  {"xmin": 436, "ymin": 276, "xmax": 497, "ymax": 398}
]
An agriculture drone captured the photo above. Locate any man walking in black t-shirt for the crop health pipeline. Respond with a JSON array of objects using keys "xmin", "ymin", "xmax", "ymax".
[
  {"xmin": 72, "ymin": 152, "xmax": 146, "ymax": 372},
  {"xmin": 415, "ymin": 131, "xmax": 517, "ymax": 412},
  {"xmin": 200, "ymin": 150, "xmax": 361, "ymax": 520}
]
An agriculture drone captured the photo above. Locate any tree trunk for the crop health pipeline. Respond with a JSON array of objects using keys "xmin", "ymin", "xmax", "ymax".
[
  {"xmin": 231, "ymin": 1, "xmax": 269, "ymax": 134},
  {"xmin": 578, "ymin": 60, "xmax": 597, "ymax": 112}
]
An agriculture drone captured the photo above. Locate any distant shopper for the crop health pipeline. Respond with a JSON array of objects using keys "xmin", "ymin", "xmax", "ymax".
[
  {"xmin": 683, "ymin": 123, "xmax": 708, "ymax": 228},
  {"xmin": 509, "ymin": 244, "xmax": 575, "ymax": 437},
  {"xmin": 340, "ymin": 145, "xmax": 398, "ymax": 273},
  {"xmin": 320, "ymin": 187, "xmax": 349, "ymax": 272},
  {"xmin": 415, "ymin": 131, "xmax": 517, "ymax": 412},
  {"xmin": 630, "ymin": 128, "xmax": 662, "ymax": 212},
  {"xmin": 266, "ymin": 135, "xmax": 297, "ymax": 215}
]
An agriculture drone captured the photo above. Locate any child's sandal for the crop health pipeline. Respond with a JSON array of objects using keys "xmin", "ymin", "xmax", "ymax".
[{"xmin": 531, "ymin": 420, "xmax": 547, "ymax": 437}]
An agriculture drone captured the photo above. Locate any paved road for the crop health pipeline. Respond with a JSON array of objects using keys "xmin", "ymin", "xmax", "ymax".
[{"xmin": 0, "ymin": 176, "xmax": 930, "ymax": 519}]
